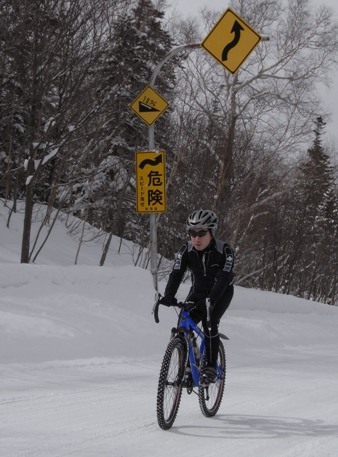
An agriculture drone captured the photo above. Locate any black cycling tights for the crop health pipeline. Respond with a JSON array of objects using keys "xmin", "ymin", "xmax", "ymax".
[{"xmin": 191, "ymin": 285, "xmax": 234, "ymax": 367}]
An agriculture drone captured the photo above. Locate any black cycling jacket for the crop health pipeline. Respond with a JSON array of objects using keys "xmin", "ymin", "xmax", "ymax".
[{"xmin": 164, "ymin": 238, "xmax": 234, "ymax": 306}]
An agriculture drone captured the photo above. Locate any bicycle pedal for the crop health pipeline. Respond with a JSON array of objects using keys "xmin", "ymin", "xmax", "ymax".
[
  {"xmin": 200, "ymin": 373, "xmax": 217, "ymax": 387},
  {"xmin": 200, "ymin": 377, "xmax": 210, "ymax": 388}
]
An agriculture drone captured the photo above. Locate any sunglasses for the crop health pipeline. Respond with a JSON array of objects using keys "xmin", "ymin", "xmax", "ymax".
[{"xmin": 189, "ymin": 229, "xmax": 209, "ymax": 238}]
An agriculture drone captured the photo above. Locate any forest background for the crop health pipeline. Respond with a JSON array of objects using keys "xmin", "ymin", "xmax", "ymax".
[{"xmin": 1, "ymin": 0, "xmax": 338, "ymax": 305}]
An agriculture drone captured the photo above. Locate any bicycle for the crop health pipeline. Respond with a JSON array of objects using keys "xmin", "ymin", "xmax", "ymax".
[{"xmin": 153, "ymin": 293, "xmax": 228, "ymax": 430}]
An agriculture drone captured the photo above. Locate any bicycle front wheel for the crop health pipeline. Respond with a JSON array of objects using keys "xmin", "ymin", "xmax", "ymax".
[
  {"xmin": 156, "ymin": 336, "xmax": 187, "ymax": 430},
  {"xmin": 198, "ymin": 339, "xmax": 226, "ymax": 417}
]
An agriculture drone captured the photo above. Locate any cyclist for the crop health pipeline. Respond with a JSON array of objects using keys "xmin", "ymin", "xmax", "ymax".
[{"xmin": 160, "ymin": 209, "xmax": 234, "ymax": 386}]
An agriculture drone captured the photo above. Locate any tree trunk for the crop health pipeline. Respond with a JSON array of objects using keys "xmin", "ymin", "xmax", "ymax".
[
  {"xmin": 212, "ymin": 83, "xmax": 237, "ymax": 216},
  {"xmin": 21, "ymin": 181, "xmax": 34, "ymax": 263},
  {"xmin": 100, "ymin": 231, "xmax": 114, "ymax": 266}
]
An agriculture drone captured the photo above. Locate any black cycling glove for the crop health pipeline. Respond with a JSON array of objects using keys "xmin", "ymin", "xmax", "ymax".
[{"xmin": 160, "ymin": 296, "xmax": 177, "ymax": 307}]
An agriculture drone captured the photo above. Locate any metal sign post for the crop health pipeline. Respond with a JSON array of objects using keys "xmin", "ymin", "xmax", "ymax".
[
  {"xmin": 148, "ymin": 124, "xmax": 158, "ymax": 290},
  {"xmin": 131, "ymin": 47, "xmax": 200, "ymax": 291},
  {"xmin": 147, "ymin": 44, "xmax": 200, "ymax": 291}
]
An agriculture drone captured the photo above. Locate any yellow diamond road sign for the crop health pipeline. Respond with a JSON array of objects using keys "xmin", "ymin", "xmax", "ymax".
[
  {"xmin": 130, "ymin": 86, "xmax": 169, "ymax": 126},
  {"xmin": 135, "ymin": 151, "xmax": 166, "ymax": 213},
  {"xmin": 201, "ymin": 8, "xmax": 262, "ymax": 74}
]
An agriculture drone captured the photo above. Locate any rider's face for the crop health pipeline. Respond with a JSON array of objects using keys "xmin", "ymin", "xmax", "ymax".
[{"xmin": 189, "ymin": 229, "xmax": 212, "ymax": 251}]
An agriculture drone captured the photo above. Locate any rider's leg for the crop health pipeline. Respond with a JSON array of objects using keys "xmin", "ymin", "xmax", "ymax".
[
  {"xmin": 203, "ymin": 285, "xmax": 234, "ymax": 368},
  {"xmin": 187, "ymin": 286, "xmax": 234, "ymax": 381}
]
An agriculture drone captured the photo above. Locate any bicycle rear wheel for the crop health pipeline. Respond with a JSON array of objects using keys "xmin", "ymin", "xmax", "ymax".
[
  {"xmin": 198, "ymin": 339, "xmax": 226, "ymax": 417},
  {"xmin": 156, "ymin": 336, "xmax": 187, "ymax": 430}
]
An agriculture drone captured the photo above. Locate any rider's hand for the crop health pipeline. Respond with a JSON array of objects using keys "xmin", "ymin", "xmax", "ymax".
[{"xmin": 160, "ymin": 296, "xmax": 177, "ymax": 307}]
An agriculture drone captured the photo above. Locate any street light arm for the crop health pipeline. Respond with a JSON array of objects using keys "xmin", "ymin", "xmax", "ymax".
[
  {"xmin": 150, "ymin": 43, "xmax": 200, "ymax": 87},
  {"xmin": 148, "ymin": 44, "xmax": 200, "ymax": 150},
  {"xmin": 149, "ymin": 36, "xmax": 269, "ymax": 88},
  {"xmin": 148, "ymin": 43, "xmax": 200, "ymax": 149}
]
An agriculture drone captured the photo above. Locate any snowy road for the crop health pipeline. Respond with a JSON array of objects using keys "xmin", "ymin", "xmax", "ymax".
[{"xmin": 2, "ymin": 341, "xmax": 338, "ymax": 457}]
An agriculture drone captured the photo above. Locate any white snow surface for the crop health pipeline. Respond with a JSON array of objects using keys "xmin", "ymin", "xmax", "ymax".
[{"xmin": 1, "ymin": 203, "xmax": 338, "ymax": 456}]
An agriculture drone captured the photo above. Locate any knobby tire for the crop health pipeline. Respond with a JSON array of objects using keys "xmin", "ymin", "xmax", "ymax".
[
  {"xmin": 198, "ymin": 339, "xmax": 226, "ymax": 417},
  {"xmin": 156, "ymin": 336, "xmax": 187, "ymax": 430}
]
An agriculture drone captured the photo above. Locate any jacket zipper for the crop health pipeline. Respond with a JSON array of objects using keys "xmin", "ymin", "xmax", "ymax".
[
  {"xmin": 202, "ymin": 253, "xmax": 207, "ymax": 276},
  {"xmin": 193, "ymin": 250, "xmax": 208, "ymax": 276}
]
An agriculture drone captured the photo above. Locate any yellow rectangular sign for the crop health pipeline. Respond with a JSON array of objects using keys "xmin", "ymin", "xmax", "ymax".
[{"xmin": 135, "ymin": 151, "xmax": 166, "ymax": 213}]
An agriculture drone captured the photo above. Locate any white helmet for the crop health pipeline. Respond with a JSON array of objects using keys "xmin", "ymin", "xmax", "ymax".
[{"xmin": 187, "ymin": 209, "xmax": 218, "ymax": 237}]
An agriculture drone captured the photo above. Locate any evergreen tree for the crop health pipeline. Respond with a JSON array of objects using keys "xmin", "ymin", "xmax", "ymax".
[
  {"xmin": 294, "ymin": 117, "xmax": 338, "ymax": 303},
  {"xmin": 70, "ymin": 0, "xmax": 176, "ymax": 252}
]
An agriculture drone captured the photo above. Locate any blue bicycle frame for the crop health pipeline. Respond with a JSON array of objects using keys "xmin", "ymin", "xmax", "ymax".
[
  {"xmin": 154, "ymin": 293, "xmax": 228, "ymax": 429},
  {"xmin": 152, "ymin": 293, "xmax": 227, "ymax": 387},
  {"xmin": 178, "ymin": 309, "xmax": 206, "ymax": 387}
]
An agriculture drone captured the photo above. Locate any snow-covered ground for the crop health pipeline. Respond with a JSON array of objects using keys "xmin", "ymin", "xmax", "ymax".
[{"xmin": 1, "ymin": 202, "xmax": 338, "ymax": 456}]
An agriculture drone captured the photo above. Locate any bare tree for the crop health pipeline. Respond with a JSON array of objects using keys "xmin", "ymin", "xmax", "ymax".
[
  {"xmin": 0, "ymin": 0, "xmax": 130, "ymax": 262},
  {"xmin": 159, "ymin": 0, "xmax": 338, "ymax": 304}
]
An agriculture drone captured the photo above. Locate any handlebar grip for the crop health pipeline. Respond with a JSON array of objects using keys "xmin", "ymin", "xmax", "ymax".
[
  {"xmin": 152, "ymin": 295, "xmax": 188, "ymax": 323},
  {"xmin": 152, "ymin": 292, "xmax": 161, "ymax": 323}
]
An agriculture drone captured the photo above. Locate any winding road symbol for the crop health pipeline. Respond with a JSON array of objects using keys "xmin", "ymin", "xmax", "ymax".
[
  {"xmin": 139, "ymin": 154, "xmax": 163, "ymax": 169},
  {"xmin": 222, "ymin": 20, "xmax": 244, "ymax": 61},
  {"xmin": 201, "ymin": 8, "xmax": 262, "ymax": 74}
]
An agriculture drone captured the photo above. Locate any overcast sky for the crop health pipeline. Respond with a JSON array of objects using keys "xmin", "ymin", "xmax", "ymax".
[
  {"xmin": 168, "ymin": 0, "xmax": 338, "ymax": 146},
  {"xmin": 169, "ymin": 0, "xmax": 229, "ymax": 17},
  {"xmin": 168, "ymin": 0, "xmax": 338, "ymax": 20}
]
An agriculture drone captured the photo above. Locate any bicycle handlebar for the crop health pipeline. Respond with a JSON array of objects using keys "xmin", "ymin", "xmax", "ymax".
[
  {"xmin": 153, "ymin": 294, "xmax": 228, "ymax": 338},
  {"xmin": 152, "ymin": 293, "xmax": 185, "ymax": 324},
  {"xmin": 152, "ymin": 293, "xmax": 210, "ymax": 324}
]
